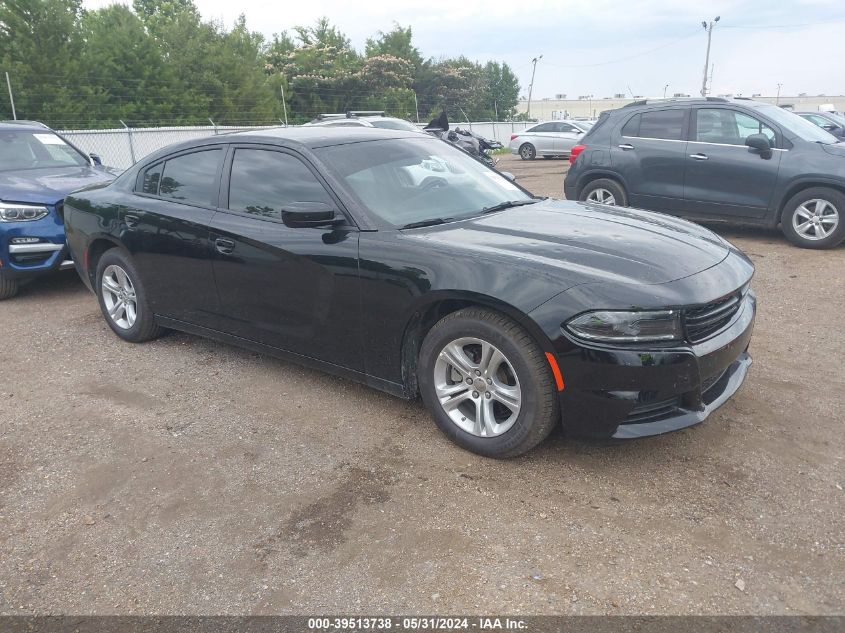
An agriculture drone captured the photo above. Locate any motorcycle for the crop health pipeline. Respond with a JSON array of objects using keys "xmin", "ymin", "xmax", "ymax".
[{"xmin": 424, "ymin": 112, "xmax": 503, "ymax": 169}]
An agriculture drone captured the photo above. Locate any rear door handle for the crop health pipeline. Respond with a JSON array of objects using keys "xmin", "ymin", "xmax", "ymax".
[
  {"xmin": 618, "ymin": 143, "xmax": 635, "ymax": 150},
  {"xmin": 215, "ymin": 238, "xmax": 235, "ymax": 254},
  {"xmin": 125, "ymin": 214, "xmax": 139, "ymax": 228},
  {"xmin": 690, "ymin": 153, "xmax": 709, "ymax": 160}
]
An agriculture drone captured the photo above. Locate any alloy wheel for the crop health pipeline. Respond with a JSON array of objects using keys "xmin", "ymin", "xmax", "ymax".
[
  {"xmin": 433, "ymin": 337, "xmax": 522, "ymax": 437},
  {"xmin": 793, "ymin": 198, "xmax": 839, "ymax": 241},
  {"xmin": 101, "ymin": 264, "xmax": 137, "ymax": 330},
  {"xmin": 587, "ymin": 188, "xmax": 616, "ymax": 205}
]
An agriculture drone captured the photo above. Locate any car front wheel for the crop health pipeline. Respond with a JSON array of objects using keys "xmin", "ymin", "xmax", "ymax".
[
  {"xmin": 0, "ymin": 277, "xmax": 19, "ymax": 300},
  {"xmin": 781, "ymin": 187, "xmax": 845, "ymax": 249},
  {"xmin": 418, "ymin": 308, "xmax": 559, "ymax": 458},
  {"xmin": 96, "ymin": 249, "xmax": 164, "ymax": 343}
]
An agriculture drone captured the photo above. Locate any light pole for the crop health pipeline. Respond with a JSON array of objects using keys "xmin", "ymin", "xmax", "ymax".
[
  {"xmin": 700, "ymin": 16, "xmax": 720, "ymax": 97},
  {"xmin": 776, "ymin": 83, "xmax": 783, "ymax": 105},
  {"xmin": 663, "ymin": 84, "xmax": 669, "ymax": 99},
  {"xmin": 526, "ymin": 54, "xmax": 543, "ymax": 120}
]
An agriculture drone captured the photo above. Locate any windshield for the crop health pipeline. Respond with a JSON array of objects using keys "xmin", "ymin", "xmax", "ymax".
[
  {"xmin": 0, "ymin": 130, "xmax": 89, "ymax": 171},
  {"xmin": 368, "ymin": 118, "xmax": 421, "ymax": 132},
  {"xmin": 826, "ymin": 112, "xmax": 845, "ymax": 127},
  {"xmin": 318, "ymin": 137, "xmax": 533, "ymax": 228},
  {"xmin": 756, "ymin": 105, "xmax": 839, "ymax": 144}
]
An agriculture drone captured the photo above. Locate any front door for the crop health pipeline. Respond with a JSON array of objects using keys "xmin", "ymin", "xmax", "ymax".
[
  {"xmin": 683, "ymin": 107, "xmax": 782, "ymax": 219},
  {"xmin": 209, "ymin": 145, "xmax": 363, "ymax": 371}
]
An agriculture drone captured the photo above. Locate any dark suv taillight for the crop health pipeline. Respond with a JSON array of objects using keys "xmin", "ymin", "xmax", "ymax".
[{"xmin": 569, "ymin": 145, "xmax": 586, "ymax": 164}]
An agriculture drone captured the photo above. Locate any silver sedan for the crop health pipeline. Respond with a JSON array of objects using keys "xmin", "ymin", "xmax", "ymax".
[{"xmin": 509, "ymin": 120, "xmax": 592, "ymax": 160}]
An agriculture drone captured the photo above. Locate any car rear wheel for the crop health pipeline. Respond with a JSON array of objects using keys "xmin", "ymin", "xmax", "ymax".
[
  {"xmin": 781, "ymin": 187, "xmax": 845, "ymax": 249},
  {"xmin": 0, "ymin": 277, "xmax": 19, "ymax": 300},
  {"xmin": 96, "ymin": 249, "xmax": 164, "ymax": 343},
  {"xmin": 579, "ymin": 178, "xmax": 628, "ymax": 207},
  {"xmin": 418, "ymin": 308, "xmax": 559, "ymax": 458},
  {"xmin": 519, "ymin": 143, "xmax": 536, "ymax": 160}
]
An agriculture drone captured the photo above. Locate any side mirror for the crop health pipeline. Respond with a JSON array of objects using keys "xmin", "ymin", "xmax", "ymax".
[
  {"xmin": 500, "ymin": 171, "xmax": 517, "ymax": 182},
  {"xmin": 821, "ymin": 123, "xmax": 836, "ymax": 131},
  {"xmin": 281, "ymin": 202, "xmax": 343, "ymax": 228},
  {"xmin": 89, "ymin": 153, "xmax": 103, "ymax": 166},
  {"xmin": 745, "ymin": 133, "xmax": 772, "ymax": 158}
]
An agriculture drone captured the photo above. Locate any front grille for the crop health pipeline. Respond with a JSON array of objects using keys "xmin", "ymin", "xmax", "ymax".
[{"xmin": 684, "ymin": 293, "xmax": 742, "ymax": 343}]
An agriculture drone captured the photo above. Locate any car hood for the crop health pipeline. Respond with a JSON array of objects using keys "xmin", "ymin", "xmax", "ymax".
[
  {"xmin": 403, "ymin": 199, "xmax": 731, "ymax": 288},
  {"xmin": 0, "ymin": 166, "xmax": 116, "ymax": 206}
]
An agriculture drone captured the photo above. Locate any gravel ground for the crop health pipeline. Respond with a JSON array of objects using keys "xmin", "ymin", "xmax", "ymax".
[{"xmin": 0, "ymin": 153, "xmax": 843, "ymax": 615}]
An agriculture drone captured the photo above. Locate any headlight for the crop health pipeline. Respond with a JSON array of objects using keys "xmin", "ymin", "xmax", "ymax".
[
  {"xmin": 566, "ymin": 310, "xmax": 682, "ymax": 343},
  {"xmin": 0, "ymin": 202, "xmax": 50, "ymax": 222}
]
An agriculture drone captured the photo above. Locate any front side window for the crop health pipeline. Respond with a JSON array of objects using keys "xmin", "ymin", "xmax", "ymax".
[
  {"xmin": 695, "ymin": 109, "xmax": 776, "ymax": 146},
  {"xmin": 0, "ymin": 130, "xmax": 89, "ymax": 171},
  {"xmin": 158, "ymin": 149, "xmax": 222, "ymax": 207},
  {"xmin": 228, "ymin": 149, "xmax": 333, "ymax": 219}
]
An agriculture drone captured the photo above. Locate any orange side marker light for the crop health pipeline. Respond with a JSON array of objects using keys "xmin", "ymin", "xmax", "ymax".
[{"xmin": 545, "ymin": 352, "xmax": 565, "ymax": 391}]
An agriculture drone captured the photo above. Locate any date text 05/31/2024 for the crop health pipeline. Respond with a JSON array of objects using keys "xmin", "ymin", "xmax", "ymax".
[{"xmin": 307, "ymin": 617, "xmax": 529, "ymax": 630}]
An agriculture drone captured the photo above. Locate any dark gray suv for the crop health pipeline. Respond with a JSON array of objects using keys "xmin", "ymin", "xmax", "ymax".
[{"xmin": 564, "ymin": 97, "xmax": 845, "ymax": 249}]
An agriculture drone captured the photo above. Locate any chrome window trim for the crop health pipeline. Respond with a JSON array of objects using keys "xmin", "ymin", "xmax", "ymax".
[
  {"xmin": 621, "ymin": 135, "xmax": 788, "ymax": 151},
  {"xmin": 8, "ymin": 242, "xmax": 64, "ymax": 254}
]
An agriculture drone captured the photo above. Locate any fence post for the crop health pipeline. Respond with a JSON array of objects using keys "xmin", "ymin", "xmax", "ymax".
[
  {"xmin": 120, "ymin": 120, "xmax": 136, "ymax": 164},
  {"xmin": 209, "ymin": 118, "xmax": 218, "ymax": 135}
]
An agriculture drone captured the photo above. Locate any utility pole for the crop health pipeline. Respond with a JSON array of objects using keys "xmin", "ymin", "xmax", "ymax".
[
  {"xmin": 526, "ymin": 54, "xmax": 543, "ymax": 120},
  {"xmin": 5, "ymin": 72, "xmax": 16, "ymax": 120},
  {"xmin": 700, "ymin": 16, "xmax": 720, "ymax": 97},
  {"xmin": 280, "ymin": 81, "xmax": 288, "ymax": 126},
  {"xmin": 776, "ymin": 83, "xmax": 783, "ymax": 105},
  {"xmin": 663, "ymin": 84, "xmax": 669, "ymax": 99}
]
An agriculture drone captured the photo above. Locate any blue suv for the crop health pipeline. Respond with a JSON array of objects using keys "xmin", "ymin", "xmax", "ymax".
[{"xmin": 0, "ymin": 121, "xmax": 116, "ymax": 299}]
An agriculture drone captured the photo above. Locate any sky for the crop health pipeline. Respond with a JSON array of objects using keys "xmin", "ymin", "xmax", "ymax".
[{"xmin": 81, "ymin": 0, "xmax": 845, "ymax": 99}]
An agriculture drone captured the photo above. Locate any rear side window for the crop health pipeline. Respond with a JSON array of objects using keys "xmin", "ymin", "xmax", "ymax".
[
  {"xmin": 227, "ymin": 149, "xmax": 333, "ymax": 219},
  {"xmin": 638, "ymin": 109, "xmax": 686, "ymax": 140},
  {"xmin": 140, "ymin": 163, "xmax": 162, "ymax": 194},
  {"xmin": 529, "ymin": 123, "xmax": 555, "ymax": 133},
  {"xmin": 159, "ymin": 149, "xmax": 222, "ymax": 207},
  {"xmin": 621, "ymin": 114, "xmax": 641, "ymax": 137}
]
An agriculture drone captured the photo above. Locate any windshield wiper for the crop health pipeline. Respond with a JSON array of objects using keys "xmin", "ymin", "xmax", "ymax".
[
  {"xmin": 401, "ymin": 218, "xmax": 450, "ymax": 229},
  {"xmin": 478, "ymin": 199, "xmax": 541, "ymax": 215}
]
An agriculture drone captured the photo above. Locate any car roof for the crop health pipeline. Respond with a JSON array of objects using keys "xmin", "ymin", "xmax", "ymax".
[
  {"xmin": 0, "ymin": 120, "xmax": 54, "ymax": 132},
  {"xmin": 620, "ymin": 97, "xmax": 773, "ymax": 112},
  {"xmin": 133, "ymin": 126, "xmax": 430, "ymax": 167}
]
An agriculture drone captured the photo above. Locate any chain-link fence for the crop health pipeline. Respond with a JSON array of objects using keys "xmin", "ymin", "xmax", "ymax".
[{"xmin": 57, "ymin": 121, "xmax": 537, "ymax": 170}]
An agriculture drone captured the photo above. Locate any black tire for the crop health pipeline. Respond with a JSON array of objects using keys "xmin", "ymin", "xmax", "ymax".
[
  {"xmin": 780, "ymin": 187, "xmax": 845, "ymax": 249},
  {"xmin": 578, "ymin": 178, "xmax": 628, "ymax": 206},
  {"xmin": 518, "ymin": 143, "xmax": 536, "ymax": 160},
  {"xmin": 0, "ymin": 277, "xmax": 19, "ymax": 300},
  {"xmin": 95, "ymin": 248, "xmax": 164, "ymax": 343},
  {"xmin": 418, "ymin": 308, "xmax": 559, "ymax": 458}
]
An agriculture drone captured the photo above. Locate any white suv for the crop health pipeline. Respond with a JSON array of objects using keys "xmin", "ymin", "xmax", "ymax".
[{"xmin": 305, "ymin": 111, "xmax": 422, "ymax": 133}]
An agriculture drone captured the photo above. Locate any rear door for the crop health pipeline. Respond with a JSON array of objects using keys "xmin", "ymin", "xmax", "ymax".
[
  {"xmin": 124, "ymin": 148, "xmax": 224, "ymax": 326},
  {"xmin": 682, "ymin": 107, "xmax": 782, "ymax": 219},
  {"xmin": 609, "ymin": 107, "xmax": 689, "ymax": 211},
  {"xmin": 209, "ymin": 145, "xmax": 363, "ymax": 371},
  {"xmin": 524, "ymin": 123, "xmax": 557, "ymax": 155}
]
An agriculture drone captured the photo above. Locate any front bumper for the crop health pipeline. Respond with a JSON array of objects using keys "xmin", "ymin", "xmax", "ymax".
[
  {"xmin": 0, "ymin": 211, "xmax": 73, "ymax": 281},
  {"xmin": 554, "ymin": 292, "xmax": 756, "ymax": 439}
]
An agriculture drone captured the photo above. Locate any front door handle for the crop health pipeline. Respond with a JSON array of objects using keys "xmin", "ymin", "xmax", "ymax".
[
  {"xmin": 215, "ymin": 238, "xmax": 235, "ymax": 255},
  {"xmin": 618, "ymin": 143, "xmax": 635, "ymax": 150},
  {"xmin": 690, "ymin": 153, "xmax": 709, "ymax": 160},
  {"xmin": 125, "ymin": 214, "xmax": 139, "ymax": 228}
]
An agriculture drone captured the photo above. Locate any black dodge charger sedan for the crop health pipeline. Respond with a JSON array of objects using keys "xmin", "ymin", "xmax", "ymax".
[{"xmin": 64, "ymin": 127, "xmax": 756, "ymax": 458}]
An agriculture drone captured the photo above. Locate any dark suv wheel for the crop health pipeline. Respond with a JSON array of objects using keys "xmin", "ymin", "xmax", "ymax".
[
  {"xmin": 417, "ymin": 308, "xmax": 559, "ymax": 458},
  {"xmin": 95, "ymin": 249, "xmax": 164, "ymax": 342},
  {"xmin": 781, "ymin": 187, "xmax": 845, "ymax": 249},
  {"xmin": 579, "ymin": 178, "xmax": 628, "ymax": 206},
  {"xmin": 0, "ymin": 277, "xmax": 19, "ymax": 300}
]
